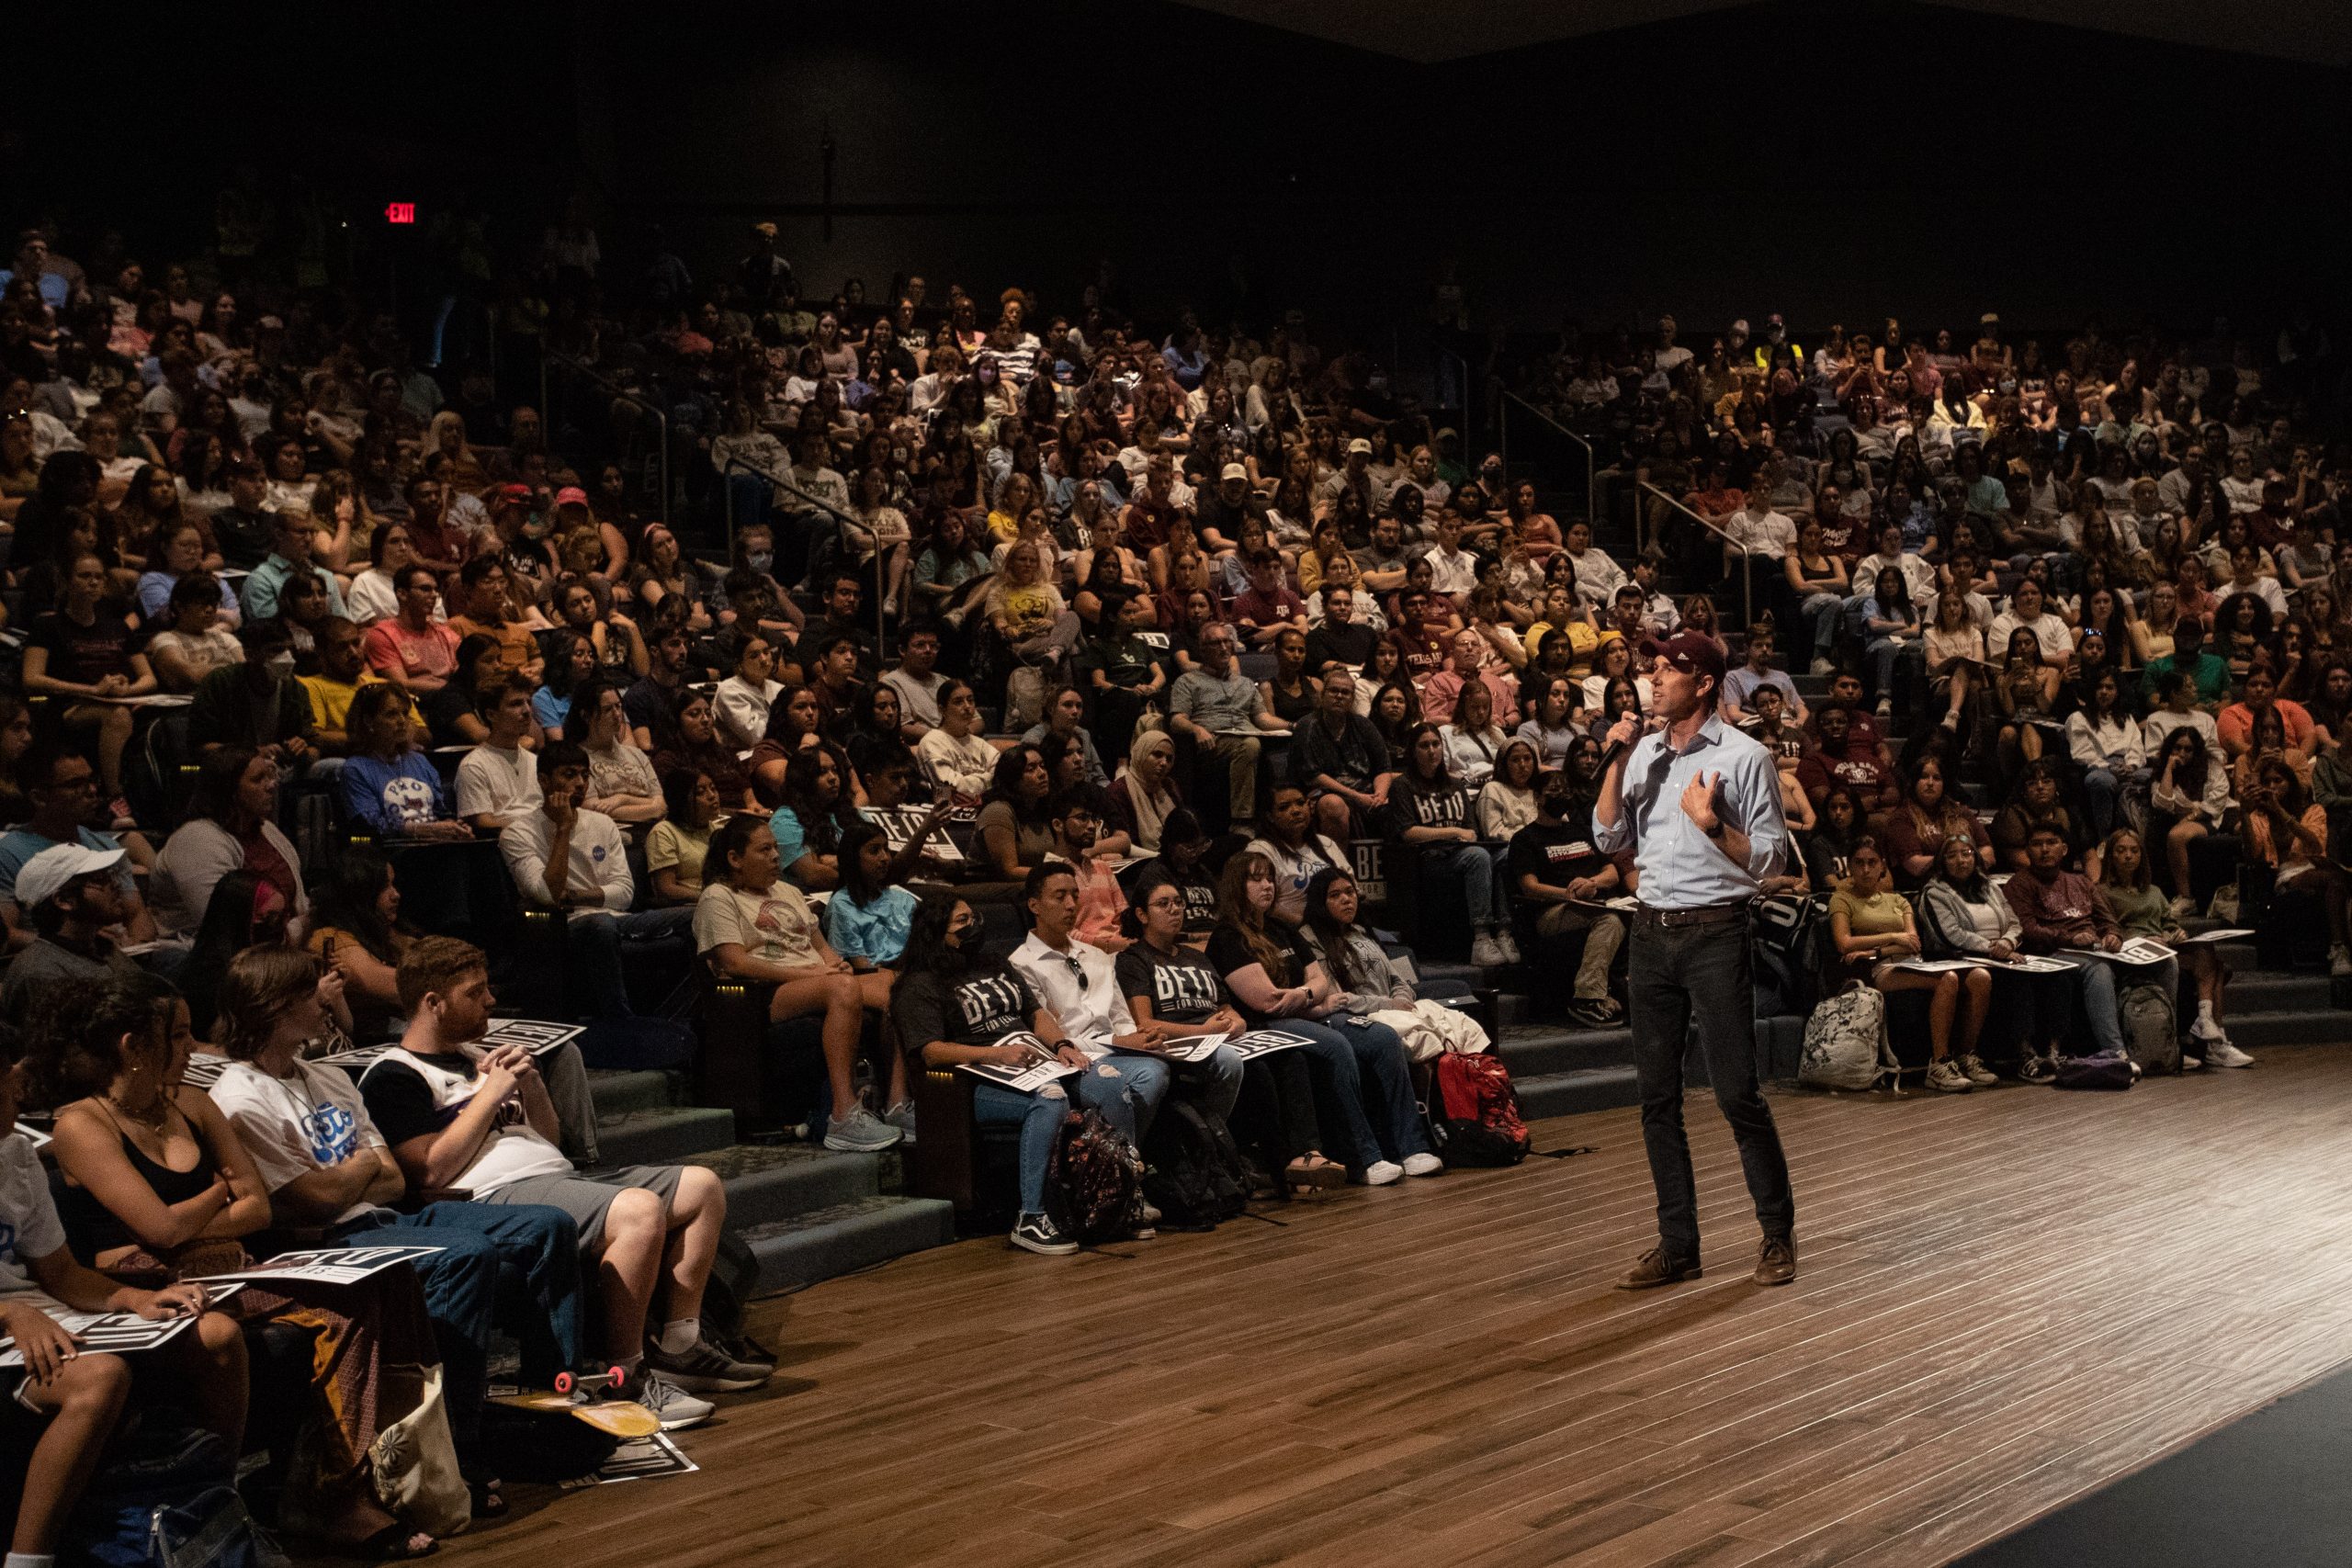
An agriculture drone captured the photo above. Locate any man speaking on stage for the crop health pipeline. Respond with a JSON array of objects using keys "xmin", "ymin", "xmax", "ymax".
[{"xmin": 1592, "ymin": 630, "xmax": 1798, "ymax": 1291}]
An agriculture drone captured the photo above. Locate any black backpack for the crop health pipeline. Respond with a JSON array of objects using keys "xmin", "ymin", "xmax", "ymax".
[
  {"xmin": 1045, "ymin": 1108, "xmax": 1148, "ymax": 1243},
  {"xmin": 1750, "ymin": 894, "xmax": 1824, "ymax": 1017},
  {"xmin": 1139, "ymin": 1099, "xmax": 1252, "ymax": 1229}
]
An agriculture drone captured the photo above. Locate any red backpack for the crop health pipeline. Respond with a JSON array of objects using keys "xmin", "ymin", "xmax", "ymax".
[{"xmin": 1428, "ymin": 1053, "xmax": 1531, "ymax": 1167}]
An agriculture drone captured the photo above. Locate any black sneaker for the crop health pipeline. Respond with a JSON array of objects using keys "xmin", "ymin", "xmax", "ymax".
[
  {"xmin": 645, "ymin": 1335, "xmax": 771, "ymax": 1393},
  {"xmin": 1011, "ymin": 1212, "xmax": 1078, "ymax": 1256}
]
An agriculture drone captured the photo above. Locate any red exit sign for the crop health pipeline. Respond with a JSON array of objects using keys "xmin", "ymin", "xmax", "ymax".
[{"xmin": 383, "ymin": 202, "xmax": 416, "ymax": 225}]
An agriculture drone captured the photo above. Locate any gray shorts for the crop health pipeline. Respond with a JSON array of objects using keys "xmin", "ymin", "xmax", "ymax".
[{"xmin": 484, "ymin": 1165, "xmax": 686, "ymax": 1251}]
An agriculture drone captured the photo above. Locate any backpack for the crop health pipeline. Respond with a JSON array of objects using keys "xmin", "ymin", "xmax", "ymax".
[
  {"xmin": 1045, "ymin": 1107, "xmax": 1148, "ymax": 1243},
  {"xmin": 2054, "ymin": 1048, "xmax": 2136, "ymax": 1090},
  {"xmin": 1799, "ymin": 984, "xmax": 1894, "ymax": 1091},
  {"xmin": 698, "ymin": 1228, "xmax": 780, "ymax": 1370},
  {"xmin": 1427, "ymin": 1051, "xmax": 1530, "ymax": 1166},
  {"xmin": 1139, "ymin": 1099, "xmax": 1252, "ymax": 1228},
  {"xmin": 1751, "ymin": 895, "xmax": 1825, "ymax": 1016},
  {"xmin": 2119, "ymin": 983, "xmax": 2179, "ymax": 1076},
  {"xmin": 70, "ymin": 1427, "xmax": 287, "ymax": 1568}
]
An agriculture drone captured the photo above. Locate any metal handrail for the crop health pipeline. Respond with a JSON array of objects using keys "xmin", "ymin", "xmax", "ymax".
[
  {"xmin": 543, "ymin": 348, "xmax": 671, "ymax": 527},
  {"xmin": 1434, "ymin": 344, "xmax": 1471, "ymax": 442},
  {"xmin": 720, "ymin": 453, "xmax": 890, "ymax": 653},
  {"xmin": 1498, "ymin": 389, "xmax": 1597, "ymax": 534},
  {"xmin": 1638, "ymin": 480, "xmax": 1753, "ymax": 629}
]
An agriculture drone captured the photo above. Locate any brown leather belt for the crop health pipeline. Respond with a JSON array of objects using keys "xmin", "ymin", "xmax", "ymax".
[{"xmin": 1634, "ymin": 901, "xmax": 1749, "ymax": 930}]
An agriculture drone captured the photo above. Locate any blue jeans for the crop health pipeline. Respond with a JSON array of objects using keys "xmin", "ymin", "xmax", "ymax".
[
  {"xmin": 331, "ymin": 1201, "xmax": 584, "ymax": 1454},
  {"xmin": 2068, "ymin": 953, "xmax": 2176, "ymax": 1057},
  {"xmin": 1627, "ymin": 916, "xmax": 1794, "ymax": 1258},
  {"xmin": 972, "ymin": 1081, "xmax": 1069, "ymax": 1216},
  {"xmin": 1862, "ymin": 637, "xmax": 1919, "ymax": 706},
  {"xmin": 1074, "ymin": 1053, "xmax": 1169, "ymax": 1144},
  {"xmin": 1420, "ymin": 842, "xmax": 1504, "ymax": 924},
  {"xmin": 1174, "ymin": 1043, "xmax": 1246, "ymax": 1122},
  {"xmin": 1798, "ymin": 592, "xmax": 1844, "ymax": 657},
  {"xmin": 1289, "ymin": 1016, "xmax": 1430, "ymax": 1170},
  {"xmin": 2081, "ymin": 766, "xmax": 2150, "ymax": 841},
  {"xmin": 565, "ymin": 906, "xmax": 695, "ymax": 1019}
]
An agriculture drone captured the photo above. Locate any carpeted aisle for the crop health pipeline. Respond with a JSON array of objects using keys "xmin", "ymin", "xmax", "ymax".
[{"xmin": 1957, "ymin": 1359, "xmax": 2352, "ymax": 1567}]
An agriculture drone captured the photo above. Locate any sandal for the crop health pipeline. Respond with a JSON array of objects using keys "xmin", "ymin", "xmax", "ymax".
[
  {"xmin": 1285, "ymin": 1155, "xmax": 1347, "ymax": 1199},
  {"xmin": 353, "ymin": 1524, "xmax": 438, "ymax": 1561},
  {"xmin": 469, "ymin": 1476, "xmax": 507, "ymax": 1519}
]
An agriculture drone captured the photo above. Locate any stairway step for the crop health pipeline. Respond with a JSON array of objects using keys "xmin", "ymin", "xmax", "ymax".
[
  {"xmin": 2225, "ymin": 974, "xmax": 2336, "ymax": 1011},
  {"xmin": 1515, "ymin": 1065, "xmax": 1642, "ymax": 1122},
  {"xmin": 738, "ymin": 1195, "xmax": 957, "ymax": 1292},
  {"xmin": 588, "ymin": 1068, "xmax": 681, "ymax": 1120},
  {"xmin": 683, "ymin": 1142, "xmax": 888, "ymax": 1227},
  {"xmin": 1495, "ymin": 1023, "xmax": 1635, "ymax": 1078},
  {"xmin": 592, "ymin": 1106, "xmax": 736, "ymax": 1168},
  {"xmin": 2208, "ymin": 1010, "xmax": 2352, "ymax": 1049}
]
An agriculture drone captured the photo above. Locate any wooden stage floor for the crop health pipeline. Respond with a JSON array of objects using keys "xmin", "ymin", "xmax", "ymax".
[{"xmin": 436, "ymin": 1043, "xmax": 2352, "ymax": 1568}]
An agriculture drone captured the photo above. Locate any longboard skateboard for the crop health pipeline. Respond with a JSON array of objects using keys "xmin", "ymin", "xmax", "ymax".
[{"xmin": 492, "ymin": 1365, "xmax": 662, "ymax": 1438}]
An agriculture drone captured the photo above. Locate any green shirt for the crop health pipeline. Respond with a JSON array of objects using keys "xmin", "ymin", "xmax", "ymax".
[{"xmin": 2143, "ymin": 650, "xmax": 2231, "ymax": 708}]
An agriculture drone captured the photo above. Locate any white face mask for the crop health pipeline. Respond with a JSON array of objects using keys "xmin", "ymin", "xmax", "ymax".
[{"xmin": 265, "ymin": 651, "xmax": 298, "ymax": 680}]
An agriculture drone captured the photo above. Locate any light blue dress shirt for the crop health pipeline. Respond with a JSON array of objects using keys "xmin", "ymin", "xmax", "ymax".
[{"xmin": 1591, "ymin": 714, "xmax": 1787, "ymax": 910}]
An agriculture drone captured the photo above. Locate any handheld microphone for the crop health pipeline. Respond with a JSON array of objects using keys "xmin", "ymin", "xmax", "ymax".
[{"xmin": 1599, "ymin": 715, "xmax": 1667, "ymax": 771}]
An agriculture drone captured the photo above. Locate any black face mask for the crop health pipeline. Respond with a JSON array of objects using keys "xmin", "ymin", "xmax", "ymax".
[{"xmin": 1540, "ymin": 790, "xmax": 1574, "ymax": 818}]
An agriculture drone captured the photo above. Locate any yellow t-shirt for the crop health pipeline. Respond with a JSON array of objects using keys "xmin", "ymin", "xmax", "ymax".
[{"xmin": 301, "ymin": 672, "xmax": 424, "ymax": 735}]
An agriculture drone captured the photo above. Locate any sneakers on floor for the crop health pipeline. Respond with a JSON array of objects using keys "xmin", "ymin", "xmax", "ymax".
[
  {"xmin": 2203, "ymin": 1040, "xmax": 2255, "ymax": 1068},
  {"xmin": 2018, "ymin": 1051, "xmax": 2058, "ymax": 1084},
  {"xmin": 1874, "ymin": 697, "xmax": 1893, "ymax": 719},
  {"xmin": 1811, "ymin": 657, "xmax": 1837, "ymax": 677},
  {"xmin": 1958, "ymin": 1054, "xmax": 1998, "ymax": 1086},
  {"xmin": 1358, "ymin": 1160, "xmax": 1404, "ymax": 1186},
  {"xmin": 883, "ymin": 1099, "xmax": 918, "ymax": 1143},
  {"xmin": 1010, "ymin": 1213, "xmax": 1078, "ymax": 1255},
  {"xmin": 1470, "ymin": 932, "xmax": 1510, "ymax": 968},
  {"xmin": 823, "ymin": 1105, "xmax": 904, "ymax": 1152},
  {"xmin": 1496, "ymin": 929, "xmax": 1522, "ymax": 964},
  {"xmin": 645, "ymin": 1336, "xmax": 771, "ymax": 1393},
  {"xmin": 637, "ymin": 1371, "xmax": 716, "ymax": 1431},
  {"xmin": 1926, "ymin": 1058, "xmax": 1973, "ymax": 1093},
  {"xmin": 1402, "ymin": 1152, "xmax": 1444, "ymax": 1177},
  {"xmin": 2168, "ymin": 896, "xmax": 2198, "ymax": 919},
  {"xmin": 2332, "ymin": 945, "xmax": 2352, "ymax": 978}
]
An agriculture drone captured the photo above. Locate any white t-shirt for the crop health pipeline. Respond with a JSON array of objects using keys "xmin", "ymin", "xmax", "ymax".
[
  {"xmin": 880, "ymin": 667, "xmax": 947, "ymax": 732},
  {"xmin": 0, "ymin": 1132, "xmax": 67, "ymax": 1296},
  {"xmin": 456, "ymin": 743, "xmax": 544, "ymax": 823},
  {"xmin": 500, "ymin": 807, "xmax": 632, "ymax": 914},
  {"xmin": 917, "ymin": 728, "xmax": 999, "ymax": 799},
  {"xmin": 209, "ymin": 1058, "xmax": 387, "ymax": 1225},
  {"xmin": 356, "ymin": 1048, "xmax": 573, "ymax": 1195},
  {"xmin": 693, "ymin": 879, "xmax": 822, "ymax": 968}
]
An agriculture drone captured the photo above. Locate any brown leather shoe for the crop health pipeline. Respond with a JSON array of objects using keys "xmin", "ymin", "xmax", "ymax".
[
  {"xmin": 1615, "ymin": 1246, "xmax": 1703, "ymax": 1290},
  {"xmin": 1753, "ymin": 1235, "xmax": 1796, "ymax": 1286}
]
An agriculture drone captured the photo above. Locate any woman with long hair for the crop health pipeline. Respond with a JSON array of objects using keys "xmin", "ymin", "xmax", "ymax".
[
  {"xmin": 2094, "ymin": 827, "xmax": 2245, "ymax": 1067},
  {"xmin": 1994, "ymin": 625, "xmax": 2060, "ymax": 776},
  {"xmin": 2149, "ymin": 725, "xmax": 2231, "ymax": 915},
  {"xmin": 153, "ymin": 745, "xmax": 306, "ymax": 938},
  {"xmin": 648, "ymin": 768, "xmax": 726, "ymax": 907},
  {"xmin": 1440, "ymin": 678, "xmax": 1509, "ymax": 789},
  {"xmin": 563, "ymin": 677, "xmax": 666, "ymax": 824},
  {"xmin": 1205, "ymin": 852, "xmax": 1439, "ymax": 1185},
  {"xmin": 1382, "ymin": 722, "xmax": 1515, "ymax": 965},
  {"xmin": 650, "ymin": 686, "xmax": 757, "ymax": 812},
  {"xmin": 1514, "ymin": 674, "xmax": 1583, "ymax": 770},
  {"xmin": 1477, "ymin": 738, "xmax": 1542, "ymax": 842},
  {"xmin": 1301, "ymin": 866, "xmax": 1491, "ymax": 1055},
  {"xmin": 770, "ymin": 744, "xmax": 862, "ymax": 890},
  {"xmin": 974, "ymin": 743, "xmax": 1056, "ymax": 882},
  {"xmin": 1827, "ymin": 839, "xmax": 1993, "ymax": 1093},
  {"xmin": 1878, "ymin": 755, "xmax": 1991, "ymax": 891},
  {"xmin": 696, "ymin": 814, "xmax": 906, "ymax": 1151},
  {"xmin": 1915, "ymin": 830, "xmax": 2066, "ymax": 1072},
  {"xmin": 1115, "ymin": 869, "xmax": 1342, "ymax": 1198},
  {"xmin": 305, "ymin": 846, "xmax": 411, "ymax": 1040},
  {"xmin": 2067, "ymin": 667, "xmax": 2150, "ymax": 840}
]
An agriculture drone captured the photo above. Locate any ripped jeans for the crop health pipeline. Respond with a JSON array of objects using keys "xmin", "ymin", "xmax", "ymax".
[{"xmin": 969, "ymin": 1055, "xmax": 1175, "ymax": 1218}]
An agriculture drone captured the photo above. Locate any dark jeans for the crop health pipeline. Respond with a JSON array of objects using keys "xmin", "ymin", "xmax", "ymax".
[
  {"xmin": 566, "ymin": 906, "xmax": 696, "ymax": 1019},
  {"xmin": 1627, "ymin": 917, "xmax": 1794, "ymax": 1259}
]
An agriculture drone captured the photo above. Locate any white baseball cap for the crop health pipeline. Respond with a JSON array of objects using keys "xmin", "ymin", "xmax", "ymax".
[
  {"xmin": 16, "ymin": 842, "xmax": 126, "ymax": 910},
  {"xmin": 1220, "ymin": 462, "xmax": 1249, "ymax": 481},
  {"xmin": 1347, "ymin": 437, "xmax": 1374, "ymax": 455}
]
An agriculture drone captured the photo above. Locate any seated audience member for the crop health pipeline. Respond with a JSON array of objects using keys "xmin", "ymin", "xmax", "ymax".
[
  {"xmin": 879, "ymin": 621, "xmax": 949, "ymax": 741},
  {"xmin": 2067, "ymin": 667, "xmax": 2150, "ymax": 841},
  {"xmin": 1917, "ymin": 831, "xmax": 2062, "ymax": 1067},
  {"xmin": 532, "ymin": 628, "xmax": 598, "ymax": 734},
  {"xmin": 0, "ymin": 1022, "xmax": 230, "ymax": 1568},
  {"xmin": 694, "ymin": 814, "xmax": 908, "ymax": 1150},
  {"xmin": 823, "ymin": 821, "xmax": 920, "ymax": 971},
  {"xmin": 421, "ymin": 635, "xmax": 509, "ymax": 747},
  {"xmin": 1105, "ymin": 729, "xmax": 1184, "ymax": 854},
  {"xmin": 305, "ymin": 847, "xmax": 413, "ymax": 1043},
  {"xmin": 2143, "ymin": 615, "xmax": 2229, "ymax": 710},
  {"xmin": 1804, "ymin": 786, "xmax": 1868, "ymax": 893},
  {"xmin": 21, "ymin": 551, "xmax": 156, "ymax": 814},
  {"xmin": 1302, "ymin": 865, "xmax": 1489, "ymax": 1055},
  {"xmin": 1439, "ymin": 679, "xmax": 1510, "ymax": 789},
  {"xmin": 1828, "ymin": 838, "xmax": 1993, "ymax": 1093},
  {"xmin": 652, "ymin": 687, "xmax": 758, "ymax": 812},
  {"xmin": 38, "ymin": 977, "xmax": 446, "ymax": 1555},
  {"xmin": 623, "ymin": 623, "xmax": 696, "ymax": 748},
  {"xmin": 345, "ymin": 519, "xmax": 441, "ymax": 625},
  {"xmin": 568, "ymin": 677, "xmax": 667, "ymax": 825},
  {"xmin": 364, "ymin": 566, "xmax": 463, "ymax": 693},
  {"xmin": 1246, "ymin": 784, "xmax": 1355, "ymax": 926},
  {"xmin": 151, "ymin": 746, "xmax": 306, "ymax": 937},
  {"xmin": 455, "ymin": 677, "xmax": 544, "ymax": 832},
  {"xmin": 1020, "ymin": 683, "xmax": 1110, "ymax": 787},
  {"xmin": 1515, "ymin": 673, "xmax": 1586, "ymax": 771},
  {"xmin": 890, "ymin": 894, "xmax": 1096, "ymax": 1255},
  {"xmin": 1155, "ymin": 809, "xmax": 1224, "ymax": 940},
  {"xmin": 1479, "ymin": 738, "xmax": 1543, "ymax": 843},
  {"xmin": 1170, "ymin": 622, "xmax": 1279, "ymax": 829},
  {"xmin": 1381, "ymin": 723, "xmax": 1515, "ymax": 966},
  {"xmin": 189, "ymin": 618, "xmax": 321, "ymax": 764},
  {"xmin": 1720, "ymin": 624, "xmax": 1805, "ymax": 727},
  {"xmin": 206, "ymin": 947, "xmax": 586, "ymax": 1516},
  {"xmin": 445, "ymin": 555, "xmax": 542, "ymax": 675},
  {"xmin": 173, "ymin": 872, "xmax": 293, "ymax": 1041},
  {"xmin": 502, "ymin": 742, "xmax": 693, "ymax": 1021},
  {"xmin": 1507, "ymin": 766, "xmax": 1628, "ymax": 1026},
  {"xmin": 1989, "ymin": 761, "xmax": 2078, "ymax": 874},
  {"xmin": 974, "ymin": 743, "xmax": 1057, "ymax": 884},
  {"xmin": 147, "ymin": 572, "xmax": 244, "ymax": 693},
  {"xmin": 1044, "ymin": 787, "xmax": 1131, "ymax": 951},
  {"xmin": 1795, "ymin": 704, "xmax": 1900, "ymax": 820},
  {"xmin": 2218, "ymin": 665, "xmax": 2315, "ymax": 761},
  {"xmin": 360, "ymin": 938, "xmax": 767, "ymax": 1429},
  {"xmin": 240, "ymin": 506, "xmax": 348, "ymax": 623},
  {"xmin": 0, "ymin": 747, "xmax": 159, "ymax": 953},
  {"xmin": 1294, "ymin": 666, "xmax": 1394, "ymax": 840},
  {"xmin": 2094, "ymin": 828, "xmax": 2247, "ymax": 1068},
  {"xmin": 2239, "ymin": 754, "xmax": 2352, "ymax": 977},
  {"xmin": 1206, "ymin": 852, "xmax": 1437, "ymax": 1185},
  {"xmin": 648, "ymin": 767, "xmax": 725, "ymax": 906},
  {"xmin": 305, "ymin": 615, "xmax": 425, "ymax": 757},
  {"xmin": 0, "ymin": 844, "xmax": 149, "ymax": 1020},
  {"xmin": 1877, "ymin": 756, "xmax": 1991, "ymax": 891},
  {"xmin": 2006, "ymin": 823, "xmax": 2147, "ymax": 1080},
  {"xmin": 341, "ymin": 682, "xmax": 471, "ymax": 840},
  {"xmin": 1117, "ymin": 869, "xmax": 1344, "ymax": 1197},
  {"xmin": 2146, "ymin": 723, "xmax": 2233, "ymax": 915},
  {"xmin": 914, "ymin": 679, "xmax": 997, "ymax": 802},
  {"xmin": 771, "ymin": 744, "xmax": 863, "ymax": 890},
  {"xmin": 713, "ymin": 634, "xmax": 784, "ymax": 751}
]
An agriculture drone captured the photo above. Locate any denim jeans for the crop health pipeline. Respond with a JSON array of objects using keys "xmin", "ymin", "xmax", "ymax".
[
  {"xmin": 1289, "ymin": 1015, "xmax": 1430, "ymax": 1170},
  {"xmin": 2080, "ymin": 766, "xmax": 2150, "ymax": 841},
  {"xmin": 1798, "ymin": 592, "xmax": 1845, "ymax": 657},
  {"xmin": 1074, "ymin": 1053, "xmax": 1170, "ymax": 1144},
  {"xmin": 1627, "ymin": 918, "xmax": 1794, "ymax": 1258},
  {"xmin": 565, "ymin": 906, "xmax": 695, "ymax": 1019},
  {"xmin": 1862, "ymin": 637, "xmax": 1920, "ymax": 706},
  {"xmin": 1420, "ymin": 842, "xmax": 1504, "ymax": 923},
  {"xmin": 1174, "ymin": 1043, "xmax": 1246, "ymax": 1121},
  {"xmin": 972, "ymin": 1081, "xmax": 1069, "ymax": 1215},
  {"xmin": 2069, "ymin": 953, "xmax": 2176, "ymax": 1057},
  {"xmin": 332, "ymin": 1201, "xmax": 584, "ymax": 1453}
]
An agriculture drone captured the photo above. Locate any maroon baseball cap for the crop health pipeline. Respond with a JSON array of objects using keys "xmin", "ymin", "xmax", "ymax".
[{"xmin": 1642, "ymin": 631, "xmax": 1728, "ymax": 686}]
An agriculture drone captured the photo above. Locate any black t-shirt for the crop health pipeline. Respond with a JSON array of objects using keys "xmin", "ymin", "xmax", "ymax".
[
  {"xmin": 359, "ymin": 1053, "xmax": 480, "ymax": 1148},
  {"xmin": 1114, "ymin": 941, "xmax": 1228, "ymax": 1026},
  {"xmin": 423, "ymin": 683, "xmax": 487, "ymax": 746},
  {"xmin": 1164, "ymin": 862, "xmax": 1220, "ymax": 936},
  {"xmin": 1206, "ymin": 922, "xmax": 1319, "ymax": 1024},
  {"xmin": 29, "ymin": 608, "xmax": 138, "ymax": 686},
  {"xmin": 1303, "ymin": 622, "xmax": 1379, "ymax": 678},
  {"xmin": 891, "ymin": 962, "xmax": 1040, "ymax": 1059},
  {"xmin": 1381, "ymin": 775, "xmax": 1472, "ymax": 839},
  {"xmin": 1507, "ymin": 815, "xmax": 1611, "ymax": 895}
]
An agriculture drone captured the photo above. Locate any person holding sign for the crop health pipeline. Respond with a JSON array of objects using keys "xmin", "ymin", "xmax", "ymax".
[
  {"xmin": 1827, "ymin": 840, "xmax": 1994, "ymax": 1094},
  {"xmin": 2095, "ymin": 829, "xmax": 2248, "ymax": 1068}
]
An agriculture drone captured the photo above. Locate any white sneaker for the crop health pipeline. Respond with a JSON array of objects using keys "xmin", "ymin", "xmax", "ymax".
[
  {"xmin": 1496, "ymin": 930, "xmax": 1522, "ymax": 964},
  {"xmin": 636, "ymin": 1370, "xmax": 716, "ymax": 1431},
  {"xmin": 1471, "ymin": 932, "xmax": 1509, "ymax": 968},
  {"xmin": 1874, "ymin": 697, "xmax": 1893, "ymax": 719},
  {"xmin": 823, "ymin": 1105, "xmax": 905, "ymax": 1152},
  {"xmin": 2168, "ymin": 896, "xmax": 2198, "ymax": 919},
  {"xmin": 1926, "ymin": 1058, "xmax": 1973, "ymax": 1094},
  {"xmin": 1358, "ymin": 1160, "xmax": 1404, "ymax": 1186},
  {"xmin": 2188, "ymin": 1015, "xmax": 2225, "ymax": 1045},
  {"xmin": 2203, "ymin": 1040, "xmax": 2255, "ymax": 1068},
  {"xmin": 1810, "ymin": 657, "xmax": 1836, "ymax": 676},
  {"xmin": 2182, "ymin": 1055, "xmax": 2204, "ymax": 1071},
  {"xmin": 1402, "ymin": 1152, "xmax": 1444, "ymax": 1177},
  {"xmin": 2333, "ymin": 945, "xmax": 2352, "ymax": 978}
]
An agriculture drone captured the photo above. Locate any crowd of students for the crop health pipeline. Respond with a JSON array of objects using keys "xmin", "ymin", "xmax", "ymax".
[{"xmin": 1, "ymin": 202, "xmax": 2344, "ymax": 1559}]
